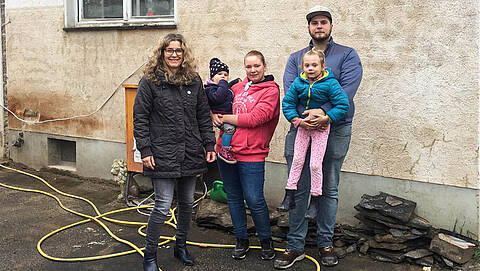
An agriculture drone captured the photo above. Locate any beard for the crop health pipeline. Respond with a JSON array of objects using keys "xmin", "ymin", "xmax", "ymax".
[{"xmin": 309, "ymin": 29, "xmax": 332, "ymax": 43}]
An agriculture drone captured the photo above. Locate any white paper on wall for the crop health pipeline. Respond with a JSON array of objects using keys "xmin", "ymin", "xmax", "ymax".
[{"xmin": 132, "ymin": 138, "xmax": 142, "ymax": 163}]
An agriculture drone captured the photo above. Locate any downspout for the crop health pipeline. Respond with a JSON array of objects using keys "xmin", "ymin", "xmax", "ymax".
[
  {"xmin": 477, "ymin": 0, "xmax": 480, "ymax": 241},
  {"xmin": 0, "ymin": 0, "xmax": 7, "ymax": 159}
]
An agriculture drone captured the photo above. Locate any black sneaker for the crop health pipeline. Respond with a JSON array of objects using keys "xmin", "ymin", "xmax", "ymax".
[
  {"xmin": 319, "ymin": 246, "xmax": 338, "ymax": 266},
  {"xmin": 232, "ymin": 238, "xmax": 249, "ymax": 260},
  {"xmin": 273, "ymin": 249, "xmax": 305, "ymax": 269},
  {"xmin": 260, "ymin": 238, "xmax": 275, "ymax": 260}
]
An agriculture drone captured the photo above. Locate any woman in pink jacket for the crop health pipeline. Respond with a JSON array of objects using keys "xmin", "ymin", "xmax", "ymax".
[{"xmin": 214, "ymin": 50, "xmax": 280, "ymax": 261}]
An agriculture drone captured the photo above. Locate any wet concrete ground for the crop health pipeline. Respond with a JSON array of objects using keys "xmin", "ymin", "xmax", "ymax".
[{"xmin": 0, "ymin": 163, "xmax": 476, "ymax": 271}]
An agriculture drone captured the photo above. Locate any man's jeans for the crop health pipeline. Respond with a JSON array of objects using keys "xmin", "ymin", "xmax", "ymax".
[
  {"xmin": 217, "ymin": 159, "xmax": 272, "ymax": 241},
  {"xmin": 145, "ymin": 176, "xmax": 196, "ymax": 251},
  {"xmin": 284, "ymin": 123, "xmax": 352, "ymax": 250}
]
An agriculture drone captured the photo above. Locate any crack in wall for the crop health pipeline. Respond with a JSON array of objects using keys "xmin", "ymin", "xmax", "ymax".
[{"xmin": 409, "ymin": 154, "xmax": 421, "ymax": 175}]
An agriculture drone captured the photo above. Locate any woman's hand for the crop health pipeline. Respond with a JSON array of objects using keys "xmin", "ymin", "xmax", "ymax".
[
  {"xmin": 210, "ymin": 112, "xmax": 223, "ymax": 127},
  {"xmin": 218, "ymin": 114, "xmax": 239, "ymax": 126},
  {"xmin": 142, "ymin": 155, "xmax": 155, "ymax": 170},
  {"xmin": 206, "ymin": 151, "xmax": 216, "ymax": 163}
]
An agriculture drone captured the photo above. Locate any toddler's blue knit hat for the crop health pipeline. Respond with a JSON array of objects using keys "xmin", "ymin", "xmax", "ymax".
[{"xmin": 209, "ymin": 58, "xmax": 229, "ymax": 78}]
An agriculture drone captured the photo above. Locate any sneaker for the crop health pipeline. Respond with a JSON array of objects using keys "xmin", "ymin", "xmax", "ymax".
[
  {"xmin": 319, "ymin": 246, "xmax": 338, "ymax": 266},
  {"xmin": 218, "ymin": 146, "xmax": 237, "ymax": 164},
  {"xmin": 273, "ymin": 249, "xmax": 305, "ymax": 269},
  {"xmin": 260, "ymin": 238, "xmax": 275, "ymax": 260},
  {"xmin": 232, "ymin": 238, "xmax": 249, "ymax": 260}
]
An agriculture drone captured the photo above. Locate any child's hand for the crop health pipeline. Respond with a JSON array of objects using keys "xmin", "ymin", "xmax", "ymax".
[
  {"xmin": 298, "ymin": 119, "xmax": 316, "ymax": 130},
  {"xmin": 228, "ymin": 78, "xmax": 241, "ymax": 88}
]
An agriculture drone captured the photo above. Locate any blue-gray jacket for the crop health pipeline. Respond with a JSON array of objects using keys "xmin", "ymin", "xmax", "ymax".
[
  {"xmin": 283, "ymin": 38, "xmax": 362, "ymax": 130},
  {"xmin": 283, "ymin": 68, "xmax": 349, "ymax": 124}
]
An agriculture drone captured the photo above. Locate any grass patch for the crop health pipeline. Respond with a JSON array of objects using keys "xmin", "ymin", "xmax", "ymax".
[{"xmin": 473, "ymin": 248, "xmax": 480, "ymax": 262}]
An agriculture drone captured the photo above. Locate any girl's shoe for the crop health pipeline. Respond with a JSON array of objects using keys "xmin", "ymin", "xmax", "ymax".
[{"xmin": 305, "ymin": 195, "xmax": 320, "ymax": 220}]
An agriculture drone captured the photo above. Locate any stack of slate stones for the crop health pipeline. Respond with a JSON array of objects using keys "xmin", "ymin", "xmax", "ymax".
[
  {"xmin": 195, "ymin": 191, "xmax": 477, "ymax": 269},
  {"xmin": 330, "ymin": 192, "xmax": 476, "ymax": 269},
  {"xmin": 352, "ymin": 192, "xmax": 434, "ymax": 266}
]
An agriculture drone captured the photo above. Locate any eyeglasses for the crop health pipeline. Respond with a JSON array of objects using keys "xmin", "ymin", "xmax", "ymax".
[{"xmin": 164, "ymin": 48, "xmax": 183, "ymax": 56}]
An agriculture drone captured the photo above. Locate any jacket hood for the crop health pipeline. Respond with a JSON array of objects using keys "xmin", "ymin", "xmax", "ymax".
[
  {"xmin": 239, "ymin": 75, "xmax": 278, "ymax": 92},
  {"xmin": 300, "ymin": 67, "xmax": 335, "ymax": 83},
  {"xmin": 253, "ymin": 74, "xmax": 275, "ymax": 84},
  {"xmin": 204, "ymin": 77, "xmax": 216, "ymax": 86}
]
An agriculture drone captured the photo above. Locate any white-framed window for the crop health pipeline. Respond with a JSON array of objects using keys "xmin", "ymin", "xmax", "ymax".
[{"xmin": 64, "ymin": 0, "xmax": 177, "ymax": 30}]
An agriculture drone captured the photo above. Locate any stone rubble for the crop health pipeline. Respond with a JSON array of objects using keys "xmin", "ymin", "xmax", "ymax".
[
  {"xmin": 194, "ymin": 192, "xmax": 478, "ymax": 269},
  {"xmin": 352, "ymin": 192, "xmax": 477, "ymax": 269},
  {"xmin": 429, "ymin": 233, "xmax": 476, "ymax": 264}
]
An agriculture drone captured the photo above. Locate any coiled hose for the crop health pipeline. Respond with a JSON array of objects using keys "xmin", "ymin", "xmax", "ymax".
[{"xmin": 0, "ymin": 163, "xmax": 320, "ymax": 271}]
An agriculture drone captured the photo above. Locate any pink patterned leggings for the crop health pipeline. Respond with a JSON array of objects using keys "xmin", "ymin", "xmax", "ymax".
[{"xmin": 286, "ymin": 125, "xmax": 330, "ymax": 196}]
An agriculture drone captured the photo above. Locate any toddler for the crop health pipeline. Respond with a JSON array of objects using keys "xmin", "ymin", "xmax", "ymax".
[{"xmin": 204, "ymin": 58, "xmax": 240, "ymax": 164}]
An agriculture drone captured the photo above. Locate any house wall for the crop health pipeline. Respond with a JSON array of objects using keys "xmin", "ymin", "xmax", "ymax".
[
  {"xmin": 0, "ymin": 6, "xmax": 4, "ymax": 159},
  {"xmin": 4, "ymin": 0, "xmax": 480, "ymax": 238}
]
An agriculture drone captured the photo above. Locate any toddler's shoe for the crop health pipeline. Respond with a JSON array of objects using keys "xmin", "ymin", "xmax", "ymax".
[
  {"xmin": 305, "ymin": 195, "xmax": 320, "ymax": 220},
  {"xmin": 218, "ymin": 146, "xmax": 237, "ymax": 164}
]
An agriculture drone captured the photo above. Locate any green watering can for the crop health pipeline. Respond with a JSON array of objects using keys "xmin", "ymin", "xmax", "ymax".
[{"xmin": 209, "ymin": 180, "xmax": 227, "ymax": 204}]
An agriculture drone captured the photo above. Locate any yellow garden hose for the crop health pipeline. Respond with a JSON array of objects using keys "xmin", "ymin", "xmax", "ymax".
[{"xmin": 0, "ymin": 163, "xmax": 320, "ymax": 271}]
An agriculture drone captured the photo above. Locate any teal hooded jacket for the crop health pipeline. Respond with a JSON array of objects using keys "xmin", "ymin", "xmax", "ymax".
[{"xmin": 282, "ymin": 68, "xmax": 349, "ymax": 124}]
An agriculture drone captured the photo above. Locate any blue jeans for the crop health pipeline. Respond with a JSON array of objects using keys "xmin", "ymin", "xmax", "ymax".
[
  {"xmin": 217, "ymin": 159, "xmax": 272, "ymax": 241},
  {"xmin": 145, "ymin": 176, "xmax": 196, "ymax": 251},
  {"xmin": 284, "ymin": 123, "xmax": 352, "ymax": 250}
]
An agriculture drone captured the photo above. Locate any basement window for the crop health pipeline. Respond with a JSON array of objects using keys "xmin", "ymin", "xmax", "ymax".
[
  {"xmin": 48, "ymin": 138, "xmax": 77, "ymax": 171},
  {"xmin": 64, "ymin": 0, "xmax": 177, "ymax": 31}
]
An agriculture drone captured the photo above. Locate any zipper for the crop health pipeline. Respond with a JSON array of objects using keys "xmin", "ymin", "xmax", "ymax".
[
  {"xmin": 305, "ymin": 71, "xmax": 327, "ymax": 110},
  {"xmin": 306, "ymin": 83, "xmax": 313, "ymax": 109}
]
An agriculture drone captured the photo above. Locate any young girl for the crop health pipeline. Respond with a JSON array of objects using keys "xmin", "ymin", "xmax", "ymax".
[
  {"xmin": 277, "ymin": 49, "xmax": 349, "ymax": 216},
  {"xmin": 204, "ymin": 58, "xmax": 240, "ymax": 164}
]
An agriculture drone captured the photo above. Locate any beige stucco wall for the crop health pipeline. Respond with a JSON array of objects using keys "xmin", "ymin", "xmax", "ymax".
[
  {"xmin": 5, "ymin": 1, "xmax": 479, "ymax": 189},
  {"xmin": 0, "ymin": 18, "xmax": 4, "ymax": 158}
]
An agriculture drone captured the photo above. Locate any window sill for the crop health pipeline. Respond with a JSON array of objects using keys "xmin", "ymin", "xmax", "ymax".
[{"xmin": 63, "ymin": 21, "xmax": 177, "ymax": 31}]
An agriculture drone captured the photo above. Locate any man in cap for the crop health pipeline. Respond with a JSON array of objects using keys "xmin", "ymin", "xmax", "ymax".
[{"xmin": 274, "ymin": 5, "xmax": 363, "ymax": 269}]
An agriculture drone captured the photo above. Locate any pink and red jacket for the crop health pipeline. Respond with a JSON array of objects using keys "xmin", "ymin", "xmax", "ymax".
[{"xmin": 215, "ymin": 75, "xmax": 280, "ymax": 162}]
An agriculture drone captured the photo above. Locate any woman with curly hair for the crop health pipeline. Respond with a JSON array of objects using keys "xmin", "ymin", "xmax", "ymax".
[{"xmin": 133, "ymin": 33, "xmax": 216, "ymax": 271}]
